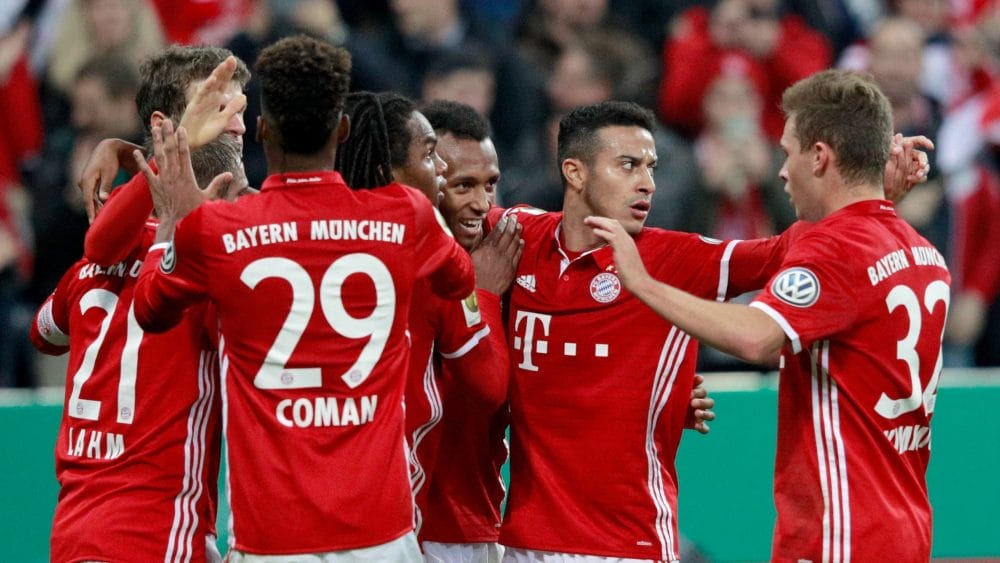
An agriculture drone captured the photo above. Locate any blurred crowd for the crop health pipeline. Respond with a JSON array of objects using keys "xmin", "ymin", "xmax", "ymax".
[{"xmin": 2, "ymin": 0, "xmax": 999, "ymax": 387}]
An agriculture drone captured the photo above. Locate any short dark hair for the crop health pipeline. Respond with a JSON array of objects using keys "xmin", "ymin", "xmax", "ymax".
[
  {"xmin": 782, "ymin": 70, "xmax": 892, "ymax": 187},
  {"xmin": 136, "ymin": 45, "xmax": 249, "ymax": 139},
  {"xmin": 256, "ymin": 35, "xmax": 351, "ymax": 155},
  {"xmin": 557, "ymin": 100, "xmax": 655, "ymax": 170},
  {"xmin": 76, "ymin": 55, "xmax": 139, "ymax": 101},
  {"xmin": 420, "ymin": 100, "xmax": 492, "ymax": 141}
]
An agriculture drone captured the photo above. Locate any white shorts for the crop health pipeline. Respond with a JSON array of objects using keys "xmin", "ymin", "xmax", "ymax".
[
  {"xmin": 423, "ymin": 541, "xmax": 504, "ymax": 563},
  {"xmin": 500, "ymin": 548, "xmax": 669, "ymax": 563},
  {"xmin": 227, "ymin": 532, "xmax": 422, "ymax": 562}
]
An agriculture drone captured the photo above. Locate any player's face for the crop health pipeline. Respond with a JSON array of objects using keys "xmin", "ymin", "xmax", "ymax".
[
  {"xmin": 393, "ymin": 110, "xmax": 448, "ymax": 204},
  {"xmin": 580, "ymin": 125, "xmax": 657, "ymax": 235},
  {"xmin": 778, "ymin": 117, "xmax": 822, "ymax": 222},
  {"xmin": 184, "ymin": 79, "xmax": 247, "ymax": 150},
  {"xmin": 437, "ymin": 133, "xmax": 500, "ymax": 250}
]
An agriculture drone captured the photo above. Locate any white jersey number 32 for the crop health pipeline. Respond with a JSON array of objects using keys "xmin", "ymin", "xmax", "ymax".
[{"xmin": 874, "ymin": 281, "xmax": 949, "ymax": 419}]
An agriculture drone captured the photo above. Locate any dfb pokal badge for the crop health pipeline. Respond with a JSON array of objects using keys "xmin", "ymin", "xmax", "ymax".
[{"xmin": 589, "ymin": 272, "xmax": 621, "ymax": 303}]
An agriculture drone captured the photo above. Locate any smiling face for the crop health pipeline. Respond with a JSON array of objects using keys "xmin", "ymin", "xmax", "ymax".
[
  {"xmin": 436, "ymin": 133, "xmax": 500, "ymax": 250},
  {"xmin": 576, "ymin": 125, "xmax": 657, "ymax": 235}
]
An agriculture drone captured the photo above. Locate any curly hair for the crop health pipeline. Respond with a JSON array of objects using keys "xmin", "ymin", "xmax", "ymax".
[
  {"xmin": 256, "ymin": 35, "xmax": 351, "ymax": 156},
  {"xmin": 136, "ymin": 45, "xmax": 249, "ymax": 139},
  {"xmin": 334, "ymin": 91, "xmax": 416, "ymax": 188},
  {"xmin": 421, "ymin": 100, "xmax": 492, "ymax": 142}
]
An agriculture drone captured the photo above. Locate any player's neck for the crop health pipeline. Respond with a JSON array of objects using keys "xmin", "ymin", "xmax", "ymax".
[
  {"xmin": 824, "ymin": 181, "xmax": 884, "ymax": 218},
  {"xmin": 560, "ymin": 214, "xmax": 604, "ymax": 253},
  {"xmin": 266, "ymin": 152, "xmax": 337, "ymax": 176}
]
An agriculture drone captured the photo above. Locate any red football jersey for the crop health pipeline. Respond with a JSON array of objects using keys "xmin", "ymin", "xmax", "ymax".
[
  {"xmin": 750, "ymin": 200, "xmax": 951, "ymax": 562},
  {"xmin": 405, "ymin": 280, "xmax": 494, "ymax": 532},
  {"xmin": 133, "ymin": 172, "xmax": 475, "ymax": 554},
  {"xmin": 31, "ymin": 222, "xmax": 221, "ymax": 563},
  {"xmin": 493, "ymin": 207, "xmax": 799, "ymax": 560},
  {"xmin": 416, "ymin": 290, "xmax": 509, "ymax": 544}
]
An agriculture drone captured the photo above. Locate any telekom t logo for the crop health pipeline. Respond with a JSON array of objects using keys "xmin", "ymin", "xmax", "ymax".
[{"xmin": 513, "ymin": 310, "xmax": 551, "ymax": 371}]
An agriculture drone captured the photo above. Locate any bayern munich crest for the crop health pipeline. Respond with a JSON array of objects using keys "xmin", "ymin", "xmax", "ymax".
[
  {"xmin": 771, "ymin": 267, "xmax": 820, "ymax": 307},
  {"xmin": 590, "ymin": 272, "xmax": 622, "ymax": 303}
]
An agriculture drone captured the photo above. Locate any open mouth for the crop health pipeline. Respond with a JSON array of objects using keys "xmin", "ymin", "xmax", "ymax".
[
  {"xmin": 456, "ymin": 217, "xmax": 483, "ymax": 236},
  {"xmin": 630, "ymin": 200, "xmax": 651, "ymax": 219}
]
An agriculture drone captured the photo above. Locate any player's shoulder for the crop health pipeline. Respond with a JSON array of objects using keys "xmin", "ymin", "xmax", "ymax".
[
  {"xmin": 491, "ymin": 205, "xmax": 558, "ymax": 231},
  {"xmin": 635, "ymin": 226, "xmax": 729, "ymax": 258}
]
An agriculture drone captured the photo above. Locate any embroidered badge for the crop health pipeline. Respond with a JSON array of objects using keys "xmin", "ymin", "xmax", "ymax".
[{"xmin": 589, "ymin": 272, "xmax": 621, "ymax": 303}]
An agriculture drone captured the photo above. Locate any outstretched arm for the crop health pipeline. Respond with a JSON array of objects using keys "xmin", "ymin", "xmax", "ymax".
[{"xmin": 585, "ymin": 216, "xmax": 786, "ymax": 364}]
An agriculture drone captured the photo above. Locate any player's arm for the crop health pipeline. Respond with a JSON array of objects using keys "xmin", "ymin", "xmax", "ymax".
[
  {"xmin": 83, "ymin": 170, "xmax": 155, "ymax": 266},
  {"xmin": 133, "ymin": 123, "xmax": 220, "ymax": 332},
  {"xmin": 440, "ymin": 289, "xmax": 509, "ymax": 408},
  {"xmin": 587, "ymin": 216, "xmax": 786, "ymax": 364},
  {"xmin": 29, "ymin": 261, "xmax": 81, "ymax": 355}
]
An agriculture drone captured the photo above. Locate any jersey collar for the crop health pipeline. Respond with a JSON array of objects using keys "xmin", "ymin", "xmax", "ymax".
[{"xmin": 260, "ymin": 170, "xmax": 348, "ymax": 193}]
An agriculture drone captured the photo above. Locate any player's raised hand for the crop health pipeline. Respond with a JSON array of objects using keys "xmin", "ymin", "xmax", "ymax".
[
  {"xmin": 78, "ymin": 138, "xmax": 144, "ymax": 222},
  {"xmin": 685, "ymin": 374, "xmax": 716, "ymax": 435},
  {"xmin": 471, "ymin": 215, "xmax": 524, "ymax": 295},
  {"xmin": 178, "ymin": 55, "xmax": 247, "ymax": 150},
  {"xmin": 133, "ymin": 121, "xmax": 232, "ymax": 232},
  {"xmin": 884, "ymin": 133, "xmax": 934, "ymax": 203},
  {"xmin": 584, "ymin": 215, "xmax": 648, "ymax": 290}
]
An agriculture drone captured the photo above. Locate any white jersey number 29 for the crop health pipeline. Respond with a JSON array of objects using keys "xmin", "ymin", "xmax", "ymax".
[
  {"xmin": 241, "ymin": 254, "xmax": 396, "ymax": 390},
  {"xmin": 874, "ymin": 281, "xmax": 950, "ymax": 419}
]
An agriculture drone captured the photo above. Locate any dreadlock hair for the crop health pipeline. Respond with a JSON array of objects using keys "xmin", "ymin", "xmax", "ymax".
[{"xmin": 335, "ymin": 91, "xmax": 417, "ymax": 189}]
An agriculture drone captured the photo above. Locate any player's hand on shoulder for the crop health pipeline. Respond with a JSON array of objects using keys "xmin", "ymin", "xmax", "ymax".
[
  {"xmin": 685, "ymin": 374, "xmax": 716, "ymax": 435},
  {"xmin": 472, "ymin": 214, "xmax": 523, "ymax": 295}
]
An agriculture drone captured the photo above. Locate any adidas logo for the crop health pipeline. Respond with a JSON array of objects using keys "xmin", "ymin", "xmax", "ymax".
[{"xmin": 516, "ymin": 274, "xmax": 536, "ymax": 293}]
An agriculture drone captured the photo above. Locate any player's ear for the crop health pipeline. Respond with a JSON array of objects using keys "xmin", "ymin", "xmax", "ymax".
[
  {"xmin": 812, "ymin": 141, "xmax": 830, "ymax": 176},
  {"xmin": 336, "ymin": 113, "xmax": 350, "ymax": 143},
  {"xmin": 150, "ymin": 110, "xmax": 169, "ymax": 130},
  {"xmin": 256, "ymin": 115, "xmax": 265, "ymax": 143},
  {"xmin": 562, "ymin": 157, "xmax": 586, "ymax": 193}
]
